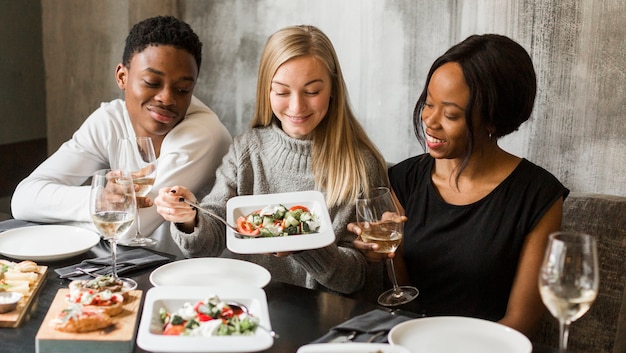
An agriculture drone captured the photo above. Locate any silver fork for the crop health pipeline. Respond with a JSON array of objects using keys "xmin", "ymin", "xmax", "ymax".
[
  {"xmin": 226, "ymin": 302, "xmax": 279, "ymax": 338},
  {"xmin": 58, "ymin": 266, "xmax": 103, "ymax": 279},
  {"xmin": 179, "ymin": 198, "xmax": 256, "ymax": 237},
  {"xmin": 77, "ymin": 267, "xmax": 103, "ymax": 278},
  {"xmin": 330, "ymin": 330, "xmax": 357, "ymax": 343},
  {"xmin": 366, "ymin": 331, "xmax": 386, "ymax": 343}
]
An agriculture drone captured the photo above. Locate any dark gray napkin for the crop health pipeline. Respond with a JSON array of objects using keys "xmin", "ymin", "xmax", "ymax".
[
  {"xmin": 55, "ymin": 248, "xmax": 170, "ymax": 280},
  {"xmin": 311, "ymin": 309, "xmax": 418, "ymax": 343}
]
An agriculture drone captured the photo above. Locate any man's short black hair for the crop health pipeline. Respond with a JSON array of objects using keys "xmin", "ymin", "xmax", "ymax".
[{"xmin": 122, "ymin": 15, "xmax": 202, "ymax": 70}]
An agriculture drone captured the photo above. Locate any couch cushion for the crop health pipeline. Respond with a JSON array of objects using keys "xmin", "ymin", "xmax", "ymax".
[{"xmin": 532, "ymin": 193, "xmax": 626, "ymax": 353}]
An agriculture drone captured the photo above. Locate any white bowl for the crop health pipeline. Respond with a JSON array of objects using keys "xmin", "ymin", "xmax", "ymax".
[
  {"xmin": 388, "ymin": 316, "xmax": 532, "ymax": 353},
  {"xmin": 0, "ymin": 292, "xmax": 23, "ymax": 313}
]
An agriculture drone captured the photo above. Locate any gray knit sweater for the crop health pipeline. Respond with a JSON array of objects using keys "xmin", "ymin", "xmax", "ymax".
[{"xmin": 170, "ymin": 122, "xmax": 386, "ymax": 297}]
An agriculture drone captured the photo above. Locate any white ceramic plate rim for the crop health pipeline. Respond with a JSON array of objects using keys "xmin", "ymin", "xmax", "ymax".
[
  {"xmin": 226, "ymin": 191, "xmax": 335, "ymax": 254},
  {"xmin": 297, "ymin": 343, "xmax": 411, "ymax": 353},
  {"xmin": 149, "ymin": 258, "xmax": 272, "ymax": 288},
  {"xmin": 0, "ymin": 225, "xmax": 100, "ymax": 261},
  {"xmin": 136, "ymin": 285, "xmax": 273, "ymax": 352},
  {"xmin": 388, "ymin": 316, "xmax": 532, "ymax": 353}
]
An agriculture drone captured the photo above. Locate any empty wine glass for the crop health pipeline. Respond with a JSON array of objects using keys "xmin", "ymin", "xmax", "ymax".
[
  {"xmin": 356, "ymin": 187, "xmax": 419, "ymax": 306},
  {"xmin": 113, "ymin": 137, "xmax": 158, "ymax": 247},
  {"xmin": 539, "ymin": 231, "xmax": 599, "ymax": 353},
  {"xmin": 90, "ymin": 169, "xmax": 137, "ymax": 288}
]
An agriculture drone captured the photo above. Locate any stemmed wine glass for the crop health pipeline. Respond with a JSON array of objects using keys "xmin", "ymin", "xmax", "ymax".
[
  {"xmin": 113, "ymin": 137, "xmax": 158, "ymax": 247},
  {"xmin": 539, "ymin": 231, "xmax": 599, "ymax": 353},
  {"xmin": 356, "ymin": 187, "xmax": 419, "ymax": 306},
  {"xmin": 89, "ymin": 169, "xmax": 137, "ymax": 288}
]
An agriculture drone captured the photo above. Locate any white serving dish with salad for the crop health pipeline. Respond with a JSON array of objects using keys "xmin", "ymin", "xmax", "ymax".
[
  {"xmin": 136, "ymin": 285, "xmax": 273, "ymax": 352},
  {"xmin": 226, "ymin": 191, "xmax": 335, "ymax": 254}
]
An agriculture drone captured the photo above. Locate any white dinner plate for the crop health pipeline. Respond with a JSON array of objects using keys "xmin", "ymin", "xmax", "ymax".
[
  {"xmin": 0, "ymin": 225, "xmax": 100, "ymax": 261},
  {"xmin": 297, "ymin": 343, "xmax": 411, "ymax": 353},
  {"xmin": 137, "ymin": 285, "xmax": 273, "ymax": 352},
  {"xmin": 226, "ymin": 191, "xmax": 335, "ymax": 254},
  {"xmin": 149, "ymin": 258, "xmax": 272, "ymax": 288},
  {"xmin": 388, "ymin": 316, "xmax": 532, "ymax": 353}
]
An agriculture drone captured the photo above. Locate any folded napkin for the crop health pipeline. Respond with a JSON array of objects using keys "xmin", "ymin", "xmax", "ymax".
[
  {"xmin": 311, "ymin": 309, "xmax": 419, "ymax": 344},
  {"xmin": 55, "ymin": 248, "xmax": 170, "ymax": 280}
]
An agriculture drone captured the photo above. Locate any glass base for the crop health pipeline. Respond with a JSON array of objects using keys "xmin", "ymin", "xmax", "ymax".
[
  {"xmin": 118, "ymin": 236, "xmax": 157, "ymax": 247},
  {"xmin": 118, "ymin": 277, "xmax": 138, "ymax": 291},
  {"xmin": 378, "ymin": 286, "xmax": 419, "ymax": 307}
]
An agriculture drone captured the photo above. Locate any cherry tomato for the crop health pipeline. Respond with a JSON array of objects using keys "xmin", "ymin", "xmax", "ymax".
[
  {"xmin": 236, "ymin": 216, "xmax": 260, "ymax": 236},
  {"xmin": 193, "ymin": 301, "xmax": 212, "ymax": 322},
  {"xmin": 163, "ymin": 323, "xmax": 186, "ymax": 335},
  {"xmin": 289, "ymin": 205, "xmax": 310, "ymax": 212},
  {"xmin": 220, "ymin": 306, "xmax": 234, "ymax": 320}
]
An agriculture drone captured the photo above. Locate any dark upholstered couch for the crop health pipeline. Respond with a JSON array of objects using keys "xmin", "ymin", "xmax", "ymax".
[{"xmin": 532, "ymin": 193, "xmax": 626, "ymax": 353}]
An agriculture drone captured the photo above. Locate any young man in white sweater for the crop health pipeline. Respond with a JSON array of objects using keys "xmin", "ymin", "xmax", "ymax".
[{"xmin": 11, "ymin": 16, "xmax": 232, "ymax": 236}]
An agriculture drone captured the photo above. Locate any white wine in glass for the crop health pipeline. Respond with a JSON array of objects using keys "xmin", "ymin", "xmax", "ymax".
[
  {"xmin": 356, "ymin": 187, "xmax": 419, "ymax": 306},
  {"xmin": 539, "ymin": 231, "xmax": 599, "ymax": 353},
  {"xmin": 114, "ymin": 137, "xmax": 158, "ymax": 247},
  {"xmin": 90, "ymin": 169, "xmax": 137, "ymax": 288}
]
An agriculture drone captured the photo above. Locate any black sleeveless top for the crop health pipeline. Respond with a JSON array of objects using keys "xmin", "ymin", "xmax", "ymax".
[{"xmin": 389, "ymin": 154, "xmax": 569, "ymax": 321}]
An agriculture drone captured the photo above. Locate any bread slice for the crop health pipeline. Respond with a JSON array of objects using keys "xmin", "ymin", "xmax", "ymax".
[
  {"xmin": 69, "ymin": 275, "xmax": 128, "ymax": 299},
  {"xmin": 52, "ymin": 306, "xmax": 113, "ymax": 333},
  {"xmin": 66, "ymin": 289, "xmax": 125, "ymax": 316}
]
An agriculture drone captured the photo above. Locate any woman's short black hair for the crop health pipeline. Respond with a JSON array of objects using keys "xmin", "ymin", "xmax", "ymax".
[
  {"xmin": 122, "ymin": 15, "xmax": 202, "ymax": 70},
  {"xmin": 413, "ymin": 34, "xmax": 536, "ymax": 159}
]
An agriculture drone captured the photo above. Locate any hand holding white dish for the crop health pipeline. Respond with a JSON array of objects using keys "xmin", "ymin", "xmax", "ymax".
[{"xmin": 226, "ymin": 191, "xmax": 334, "ymax": 254}]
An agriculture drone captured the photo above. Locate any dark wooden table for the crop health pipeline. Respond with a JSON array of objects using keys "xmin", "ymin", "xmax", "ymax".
[{"xmin": 0, "ymin": 221, "xmax": 559, "ymax": 353}]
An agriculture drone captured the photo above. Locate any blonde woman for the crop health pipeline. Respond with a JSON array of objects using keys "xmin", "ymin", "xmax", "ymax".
[{"xmin": 155, "ymin": 25, "xmax": 388, "ymax": 297}]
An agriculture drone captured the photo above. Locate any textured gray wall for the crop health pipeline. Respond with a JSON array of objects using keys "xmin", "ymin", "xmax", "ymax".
[{"xmin": 41, "ymin": 0, "xmax": 625, "ymax": 196}]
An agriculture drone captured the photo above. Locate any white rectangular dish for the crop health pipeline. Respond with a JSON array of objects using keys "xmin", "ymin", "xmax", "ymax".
[
  {"xmin": 136, "ymin": 286, "xmax": 274, "ymax": 352},
  {"xmin": 226, "ymin": 191, "xmax": 335, "ymax": 254},
  {"xmin": 297, "ymin": 343, "xmax": 411, "ymax": 353}
]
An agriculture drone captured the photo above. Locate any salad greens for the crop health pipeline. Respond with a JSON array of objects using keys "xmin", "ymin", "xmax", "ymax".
[
  {"xmin": 158, "ymin": 295, "xmax": 259, "ymax": 336},
  {"xmin": 236, "ymin": 204, "xmax": 321, "ymax": 237}
]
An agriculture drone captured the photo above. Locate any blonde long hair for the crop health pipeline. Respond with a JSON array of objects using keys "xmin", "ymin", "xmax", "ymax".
[{"xmin": 251, "ymin": 25, "xmax": 387, "ymax": 207}]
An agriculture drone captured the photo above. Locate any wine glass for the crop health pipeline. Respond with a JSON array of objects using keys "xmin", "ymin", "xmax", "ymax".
[
  {"xmin": 539, "ymin": 231, "xmax": 599, "ymax": 353},
  {"xmin": 356, "ymin": 187, "xmax": 419, "ymax": 306},
  {"xmin": 90, "ymin": 169, "xmax": 137, "ymax": 288},
  {"xmin": 113, "ymin": 137, "xmax": 158, "ymax": 246}
]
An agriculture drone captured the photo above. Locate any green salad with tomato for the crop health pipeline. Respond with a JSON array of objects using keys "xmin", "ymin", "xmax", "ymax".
[
  {"xmin": 159, "ymin": 296, "xmax": 258, "ymax": 336},
  {"xmin": 236, "ymin": 204, "xmax": 321, "ymax": 237}
]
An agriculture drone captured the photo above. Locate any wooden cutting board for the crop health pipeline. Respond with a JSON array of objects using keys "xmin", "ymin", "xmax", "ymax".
[
  {"xmin": 0, "ymin": 265, "xmax": 48, "ymax": 328},
  {"xmin": 35, "ymin": 289, "xmax": 143, "ymax": 353}
]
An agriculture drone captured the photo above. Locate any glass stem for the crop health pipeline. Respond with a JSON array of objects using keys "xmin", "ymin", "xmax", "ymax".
[
  {"xmin": 110, "ymin": 239, "xmax": 118, "ymax": 279},
  {"xmin": 135, "ymin": 206, "xmax": 141, "ymax": 239},
  {"xmin": 386, "ymin": 258, "xmax": 401, "ymax": 294},
  {"xmin": 559, "ymin": 320, "xmax": 570, "ymax": 353}
]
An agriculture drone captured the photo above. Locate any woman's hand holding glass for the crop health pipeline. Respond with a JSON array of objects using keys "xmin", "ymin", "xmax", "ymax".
[
  {"xmin": 355, "ymin": 187, "xmax": 418, "ymax": 306},
  {"xmin": 350, "ymin": 214, "xmax": 408, "ymax": 262}
]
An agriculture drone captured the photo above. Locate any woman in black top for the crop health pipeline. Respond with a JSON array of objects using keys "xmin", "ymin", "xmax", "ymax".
[{"xmin": 350, "ymin": 34, "xmax": 568, "ymax": 337}]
